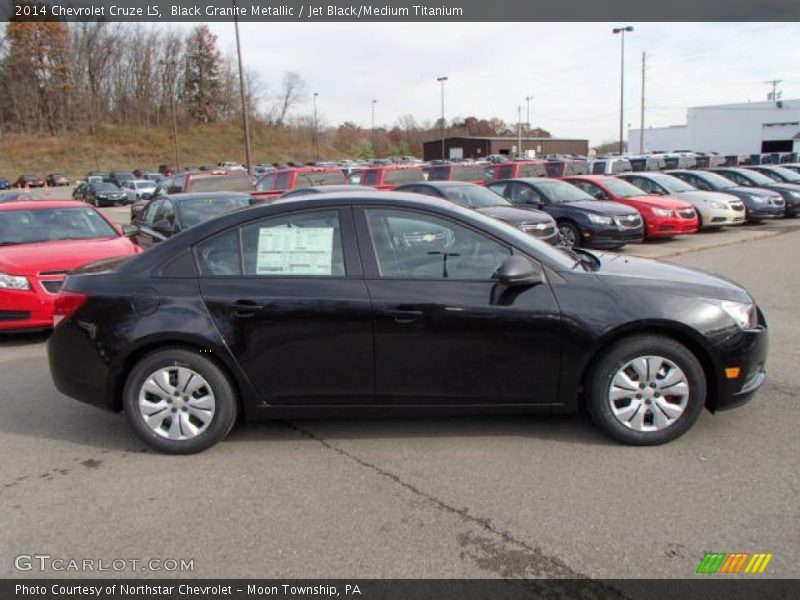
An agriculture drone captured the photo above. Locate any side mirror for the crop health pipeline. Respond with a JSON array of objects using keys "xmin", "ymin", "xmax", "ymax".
[
  {"xmin": 494, "ymin": 255, "xmax": 544, "ymax": 287},
  {"xmin": 121, "ymin": 224, "xmax": 139, "ymax": 237},
  {"xmin": 153, "ymin": 220, "xmax": 173, "ymax": 236}
]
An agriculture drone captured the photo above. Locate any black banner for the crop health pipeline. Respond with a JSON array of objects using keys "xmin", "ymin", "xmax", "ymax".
[
  {"xmin": 4, "ymin": 580, "xmax": 800, "ymax": 600},
  {"xmin": 2, "ymin": 0, "xmax": 800, "ymax": 22}
]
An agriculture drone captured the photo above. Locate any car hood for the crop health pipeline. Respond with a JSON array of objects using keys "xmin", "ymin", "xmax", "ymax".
[
  {"xmin": 725, "ymin": 186, "xmax": 777, "ymax": 198},
  {"xmin": 0, "ymin": 237, "xmax": 139, "ymax": 275},
  {"xmin": 475, "ymin": 205, "xmax": 552, "ymax": 224},
  {"xmin": 623, "ymin": 194, "xmax": 691, "ymax": 209},
  {"xmin": 591, "ymin": 252, "xmax": 751, "ymax": 303},
  {"xmin": 763, "ymin": 182, "xmax": 800, "ymax": 193},
  {"xmin": 674, "ymin": 190, "xmax": 742, "ymax": 204},
  {"xmin": 561, "ymin": 199, "xmax": 639, "ymax": 216}
]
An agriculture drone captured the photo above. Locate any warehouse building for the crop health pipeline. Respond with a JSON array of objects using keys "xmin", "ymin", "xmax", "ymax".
[
  {"xmin": 629, "ymin": 99, "xmax": 800, "ymax": 155},
  {"xmin": 422, "ymin": 136, "xmax": 589, "ymax": 161}
]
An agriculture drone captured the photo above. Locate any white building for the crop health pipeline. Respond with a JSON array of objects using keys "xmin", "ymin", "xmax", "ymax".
[{"xmin": 629, "ymin": 99, "xmax": 800, "ymax": 155}]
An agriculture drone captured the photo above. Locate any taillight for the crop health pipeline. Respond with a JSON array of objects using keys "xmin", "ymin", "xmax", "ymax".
[{"xmin": 53, "ymin": 291, "xmax": 88, "ymax": 327}]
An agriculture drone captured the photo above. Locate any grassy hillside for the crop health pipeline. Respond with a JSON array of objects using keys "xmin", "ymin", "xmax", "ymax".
[{"xmin": 0, "ymin": 121, "xmax": 335, "ymax": 181}]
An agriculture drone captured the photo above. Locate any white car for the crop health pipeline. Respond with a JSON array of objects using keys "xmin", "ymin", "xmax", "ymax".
[
  {"xmin": 619, "ymin": 172, "xmax": 745, "ymax": 228},
  {"xmin": 121, "ymin": 179, "xmax": 158, "ymax": 203}
]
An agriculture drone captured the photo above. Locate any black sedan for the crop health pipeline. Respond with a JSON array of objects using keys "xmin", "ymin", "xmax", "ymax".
[
  {"xmin": 486, "ymin": 178, "xmax": 643, "ymax": 249},
  {"xmin": 395, "ymin": 181, "xmax": 558, "ymax": 244},
  {"xmin": 667, "ymin": 170, "xmax": 784, "ymax": 221},
  {"xmin": 84, "ymin": 182, "xmax": 128, "ymax": 207},
  {"xmin": 125, "ymin": 192, "xmax": 254, "ymax": 250},
  {"xmin": 48, "ymin": 192, "xmax": 768, "ymax": 453},
  {"xmin": 709, "ymin": 168, "xmax": 800, "ymax": 217}
]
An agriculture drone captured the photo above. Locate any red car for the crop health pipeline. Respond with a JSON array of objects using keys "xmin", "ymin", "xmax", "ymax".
[
  {"xmin": 162, "ymin": 170, "xmax": 254, "ymax": 194},
  {"xmin": 254, "ymin": 166, "xmax": 347, "ymax": 199},
  {"xmin": 485, "ymin": 160, "xmax": 547, "ymax": 183},
  {"xmin": 425, "ymin": 163, "xmax": 489, "ymax": 184},
  {"xmin": 563, "ymin": 175, "xmax": 699, "ymax": 238},
  {"xmin": 0, "ymin": 200, "xmax": 141, "ymax": 332}
]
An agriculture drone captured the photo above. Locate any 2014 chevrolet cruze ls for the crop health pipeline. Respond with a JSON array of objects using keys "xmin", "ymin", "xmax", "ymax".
[{"xmin": 47, "ymin": 193, "xmax": 768, "ymax": 454}]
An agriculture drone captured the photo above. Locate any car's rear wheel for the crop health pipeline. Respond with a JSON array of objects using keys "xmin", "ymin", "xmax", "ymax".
[
  {"xmin": 123, "ymin": 348, "xmax": 238, "ymax": 454},
  {"xmin": 557, "ymin": 221, "xmax": 581, "ymax": 248},
  {"xmin": 585, "ymin": 335, "xmax": 705, "ymax": 445}
]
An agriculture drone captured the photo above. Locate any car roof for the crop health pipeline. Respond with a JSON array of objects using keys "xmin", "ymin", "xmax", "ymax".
[
  {"xmin": 398, "ymin": 181, "xmax": 477, "ymax": 188},
  {"xmin": 286, "ymin": 185, "xmax": 375, "ymax": 193},
  {"xmin": 0, "ymin": 200, "xmax": 86, "ymax": 211},
  {"xmin": 163, "ymin": 192, "xmax": 253, "ymax": 203}
]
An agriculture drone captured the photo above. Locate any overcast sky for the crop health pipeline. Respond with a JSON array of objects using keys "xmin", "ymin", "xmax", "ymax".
[{"xmin": 205, "ymin": 22, "xmax": 800, "ymax": 146}]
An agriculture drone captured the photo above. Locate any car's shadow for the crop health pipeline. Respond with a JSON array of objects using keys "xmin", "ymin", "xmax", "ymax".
[{"xmin": 0, "ymin": 330, "xmax": 51, "ymax": 347}]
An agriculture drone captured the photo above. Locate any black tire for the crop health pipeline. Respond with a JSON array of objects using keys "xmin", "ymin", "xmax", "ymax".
[
  {"xmin": 123, "ymin": 348, "xmax": 238, "ymax": 454},
  {"xmin": 585, "ymin": 335, "xmax": 706, "ymax": 445},
  {"xmin": 557, "ymin": 221, "xmax": 581, "ymax": 248}
]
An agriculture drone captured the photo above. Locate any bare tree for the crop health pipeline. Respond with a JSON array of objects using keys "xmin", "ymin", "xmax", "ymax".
[{"xmin": 271, "ymin": 71, "xmax": 308, "ymax": 126}]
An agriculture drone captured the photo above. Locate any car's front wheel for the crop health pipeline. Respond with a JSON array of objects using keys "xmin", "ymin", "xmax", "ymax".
[
  {"xmin": 585, "ymin": 335, "xmax": 706, "ymax": 445},
  {"xmin": 557, "ymin": 221, "xmax": 581, "ymax": 248},
  {"xmin": 123, "ymin": 348, "xmax": 238, "ymax": 454}
]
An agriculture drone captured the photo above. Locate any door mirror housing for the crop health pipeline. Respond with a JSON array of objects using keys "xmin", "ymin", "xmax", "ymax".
[
  {"xmin": 121, "ymin": 224, "xmax": 139, "ymax": 237},
  {"xmin": 153, "ymin": 220, "xmax": 173, "ymax": 235},
  {"xmin": 494, "ymin": 255, "xmax": 544, "ymax": 287}
]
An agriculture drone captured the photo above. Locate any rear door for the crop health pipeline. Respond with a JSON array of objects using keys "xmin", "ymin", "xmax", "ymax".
[{"xmin": 196, "ymin": 207, "xmax": 374, "ymax": 406}]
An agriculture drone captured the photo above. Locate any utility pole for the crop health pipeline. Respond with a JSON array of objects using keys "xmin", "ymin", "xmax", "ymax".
[
  {"xmin": 159, "ymin": 59, "xmax": 180, "ymax": 172},
  {"xmin": 517, "ymin": 105, "xmax": 522, "ymax": 159},
  {"xmin": 437, "ymin": 76, "xmax": 448, "ymax": 160},
  {"xmin": 765, "ymin": 79, "xmax": 782, "ymax": 101},
  {"xmin": 612, "ymin": 26, "xmax": 634, "ymax": 155},
  {"xmin": 371, "ymin": 99, "xmax": 377, "ymax": 157},
  {"xmin": 233, "ymin": 0, "xmax": 252, "ymax": 175},
  {"xmin": 313, "ymin": 92, "xmax": 319, "ymax": 161},
  {"xmin": 639, "ymin": 52, "xmax": 646, "ymax": 154},
  {"xmin": 525, "ymin": 94, "xmax": 533, "ymax": 154}
]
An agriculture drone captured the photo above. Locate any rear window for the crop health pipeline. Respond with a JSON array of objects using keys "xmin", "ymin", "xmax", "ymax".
[
  {"xmin": 294, "ymin": 171, "xmax": 346, "ymax": 187},
  {"xmin": 384, "ymin": 169, "xmax": 425, "ymax": 185},
  {"xmin": 518, "ymin": 164, "xmax": 546, "ymax": 178},
  {"xmin": 177, "ymin": 195, "xmax": 252, "ymax": 229},
  {"xmin": 188, "ymin": 173, "xmax": 254, "ymax": 193},
  {"xmin": 450, "ymin": 166, "xmax": 488, "ymax": 181}
]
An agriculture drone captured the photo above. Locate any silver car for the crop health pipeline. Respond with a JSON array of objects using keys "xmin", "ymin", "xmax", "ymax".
[
  {"xmin": 618, "ymin": 172, "xmax": 745, "ymax": 228},
  {"xmin": 121, "ymin": 179, "xmax": 158, "ymax": 203}
]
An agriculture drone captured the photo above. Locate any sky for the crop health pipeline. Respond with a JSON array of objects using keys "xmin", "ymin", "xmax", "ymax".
[{"xmin": 202, "ymin": 22, "xmax": 800, "ymax": 146}]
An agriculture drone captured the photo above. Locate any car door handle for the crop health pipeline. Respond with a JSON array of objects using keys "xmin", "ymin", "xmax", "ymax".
[
  {"xmin": 232, "ymin": 301, "xmax": 264, "ymax": 318},
  {"xmin": 384, "ymin": 309, "xmax": 424, "ymax": 324}
]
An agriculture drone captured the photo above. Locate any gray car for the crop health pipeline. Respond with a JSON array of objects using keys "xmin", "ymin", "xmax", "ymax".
[{"xmin": 618, "ymin": 172, "xmax": 745, "ymax": 228}]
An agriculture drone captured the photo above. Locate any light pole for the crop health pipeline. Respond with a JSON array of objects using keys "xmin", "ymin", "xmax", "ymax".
[
  {"xmin": 612, "ymin": 26, "xmax": 634, "ymax": 156},
  {"xmin": 371, "ymin": 99, "xmax": 377, "ymax": 157},
  {"xmin": 313, "ymin": 92, "xmax": 319, "ymax": 161},
  {"xmin": 159, "ymin": 59, "xmax": 180, "ymax": 172},
  {"xmin": 233, "ymin": 0, "xmax": 252, "ymax": 175},
  {"xmin": 437, "ymin": 76, "xmax": 448, "ymax": 160}
]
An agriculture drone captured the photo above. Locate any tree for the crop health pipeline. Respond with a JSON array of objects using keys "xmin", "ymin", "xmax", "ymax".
[
  {"xmin": 182, "ymin": 25, "xmax": 225, "ymax": 123},
  {"xmin": 271, "ymin": 71, "xmax": 308, "ymax": 126}
]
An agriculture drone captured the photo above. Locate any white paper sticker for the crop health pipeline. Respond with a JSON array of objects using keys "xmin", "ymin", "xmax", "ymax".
[{"xmin": 256, "ymin": 226, "xmax": 334, "ymax": 275}]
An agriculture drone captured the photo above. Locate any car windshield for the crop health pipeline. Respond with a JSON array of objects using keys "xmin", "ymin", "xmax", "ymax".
[
  {"xmin": 295, "ymin": 171, "xmax": 346, "ymax": 186},
  {"xmin": 736, "ymin": 170, "xmax": 777, "ymax": 185},
  {"xmin": 177, "ymin": 196, "xmax": 252, "ymax": 229},
  {"xmin": 0, "ymin": 207, "xmax": 118, "ymax": 244},
  {"xmin": 535, "ymin": 180, "xmax": 594, "ymax": 203},
  {"xmin": 695, "ymin": 172, "xmax": 737, "ymax": 189},
  {"xmin": 96, "ymin": 183, "xmax": 122, "ymax": 192},
  {"xmin": 648, "ymin": 174, "xmax": 696, "ymax": 193},
  {"xmin": 189, "ymin": 173, "xmax": 254, "ymax": 193},
  {"xmin": 442, "ymin": 185, "xmax": 510, "ymax": 208},
  {"xmin": 601, "ymin": 178, "xmax": 647, "ymax": 198},
  {"xmin": 764, "ymin": 167, "xmax": 800, "ymax": 182}
]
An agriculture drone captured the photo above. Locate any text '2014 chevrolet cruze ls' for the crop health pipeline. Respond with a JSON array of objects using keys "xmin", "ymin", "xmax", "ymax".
[{"xmin": 48, "ymin": 192, "xmax": 768, "ymax": 453}]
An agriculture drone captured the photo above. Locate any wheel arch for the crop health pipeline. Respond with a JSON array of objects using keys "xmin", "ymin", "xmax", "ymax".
[
  {"xmin": 577, "ymin": 321, "xmax": 721, "ymax": 412},
  {"xmin": 111, "ymin": 337, "xmax": 249, "ymax": 417}
]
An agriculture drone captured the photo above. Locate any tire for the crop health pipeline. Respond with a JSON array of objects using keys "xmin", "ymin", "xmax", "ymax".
[
  {"xmin": 585, "ymin": 335, "xmax": 706, "ymax": 445},
  {"xmin": 123, "ymin": 348, "xmax": 238, "ymax": 454},
  {"xmin": 557, "ymin": 221, "xmax": 581, "ymax": 248}
]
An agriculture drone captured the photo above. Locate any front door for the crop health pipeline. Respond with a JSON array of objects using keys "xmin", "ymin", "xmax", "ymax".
[{"xmin": 357, "ymin": 207, "xmax": 561, "ymax": 406}]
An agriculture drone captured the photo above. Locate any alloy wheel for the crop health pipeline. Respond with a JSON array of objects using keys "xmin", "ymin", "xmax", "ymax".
[{"xmin": 558, "ymin": 224, "xmax": 577, "ymax": 248}]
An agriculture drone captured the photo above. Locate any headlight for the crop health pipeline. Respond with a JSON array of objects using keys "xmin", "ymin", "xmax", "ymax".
[
  {"xmin": 720, "ymin": 301, "xmax": 758, "ymax": 329},
  {"xmin": 652, "ymin": 208, "xmax": 673, "ymax": 217},
  {"xmin": 707, "ymin": 200, "xmax": 726, "ymax": 209},
  {"xmin": 587, "ymin": 214, "xmax": 613, "ymax": 225},
  {"xmin": 0, "ymin": 273, "xmax": 30, "ymax": 290},
  {"xmin": 789, "ymin": 191, "xmax": 800, "ymax": 199},
  {"xmin": 749, "ymin": 195, "xmax": 765, "ymax": 203}
]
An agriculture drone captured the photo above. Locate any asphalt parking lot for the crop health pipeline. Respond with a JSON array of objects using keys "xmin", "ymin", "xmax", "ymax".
[{"xmin": 1, "ymin": 187, "xmax": 798, "ymax": 581}]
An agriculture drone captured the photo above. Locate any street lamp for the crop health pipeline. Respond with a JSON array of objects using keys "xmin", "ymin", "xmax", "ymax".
[
  {"xmin": 233, "ymin": 0, "xmax": 252, "ymax": 175},
  {"xmin": 313, "ymin": 92, "xmax": 319, "ymax": 161},
  {"xmin": 612, "ymin": 26, "xmax": 634, "ymax": 156},
  {"xmin": 525, "ymin": 94, "xmax": 533, "ymax": 154},
  {"xmin": 159, "ymin": 59, "xmax": 180, "ymax": 172},
  {"xmin": 371, "ymin": 99, "xmax": 377, "ymax": 157},
  {"xmin": 437, "ymin": 76, "xmax": 448, "ymax": 160}
]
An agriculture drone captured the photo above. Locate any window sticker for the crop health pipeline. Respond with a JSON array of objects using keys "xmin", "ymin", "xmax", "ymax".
[{"xmin": 256, "ymin": 226, "xmax": 334, "ymax": 275}]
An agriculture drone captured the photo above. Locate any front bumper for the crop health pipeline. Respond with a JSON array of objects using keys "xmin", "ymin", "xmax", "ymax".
[
  {"xmin": 583, "ymin": 223, "xmax": 644, "ymax": 248},
  {"xmin": 646, "ymin": 215, "xmax": 699, "ymax": 237},
  {"xmin": 701, "ymin": 206, "xmax": 746, "ymax": 227},
  {"xmin": 711, "ymin": 324, "xmax": 769, "ymax": 411},
  {"xmin": 0, "ymin": 286, "xmax": 58, "ymax": 332}
]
